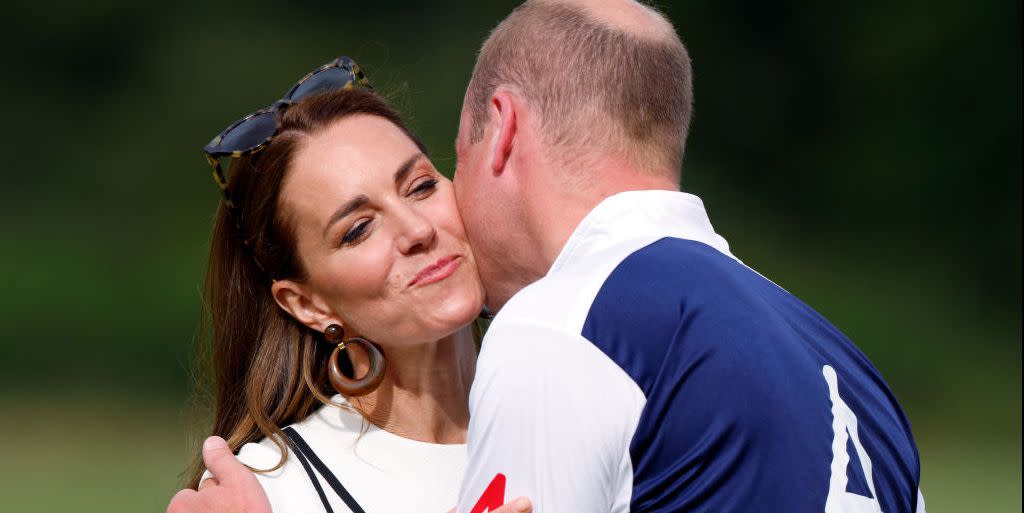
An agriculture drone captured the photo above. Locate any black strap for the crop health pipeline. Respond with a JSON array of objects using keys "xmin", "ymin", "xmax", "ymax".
[
  {"xmin": 283, "ymin": 427, "xmax": 367, "ymax": 513},
  {"xmin": 283, "ymin": 427, "xmax": 335, "ymax": 513}
]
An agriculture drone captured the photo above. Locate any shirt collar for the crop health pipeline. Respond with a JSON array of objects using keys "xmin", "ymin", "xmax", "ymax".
[{"xmin": 548, "ymin": 190, "xmax": 735, "ymax": 275}]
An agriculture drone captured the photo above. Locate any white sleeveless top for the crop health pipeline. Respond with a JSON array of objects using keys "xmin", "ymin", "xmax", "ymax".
[{"xmin": 209, "ymin": 395, "xmax": 468, "ymax": 513}]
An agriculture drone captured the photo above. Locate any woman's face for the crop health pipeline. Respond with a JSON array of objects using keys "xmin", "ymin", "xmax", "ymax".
[{"xmin": 274, "ymin": 114, "xmax": 485, "ymax": 346}]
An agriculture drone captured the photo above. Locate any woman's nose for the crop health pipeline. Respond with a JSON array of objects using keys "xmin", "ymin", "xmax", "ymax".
[{"xmin": 395, "ymin": 206, "xmax": 436, "ymax": 255}]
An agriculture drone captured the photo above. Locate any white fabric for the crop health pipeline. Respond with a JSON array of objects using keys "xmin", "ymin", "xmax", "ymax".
[
  {"xmin": 460, "ymin": 321, "xmax": 644, "ymax": 513},
  {"xmin": 458, "ymin": 191, "xmax": 731, "ymax": 513},
  {"xmin": 202, "ymin": 395, "xmax": 467, "ymax": 513},
  {"xmin": 457, "ymin": 190, "xmax": 927, "ymax": 512}
]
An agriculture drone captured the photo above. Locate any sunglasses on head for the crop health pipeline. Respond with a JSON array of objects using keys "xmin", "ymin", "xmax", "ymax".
[{"xmin": 203, "ymin": 55, "xmax": 373, "ymax": 208}]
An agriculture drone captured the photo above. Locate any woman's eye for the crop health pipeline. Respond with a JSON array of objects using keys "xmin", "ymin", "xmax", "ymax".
[
  {"xmin": 410, "ymin": 178, "xmax": 438, "ymax": 196},
  {"xmin": 341, "ymin": 220, "xmax": 371, "ymax": 245}
]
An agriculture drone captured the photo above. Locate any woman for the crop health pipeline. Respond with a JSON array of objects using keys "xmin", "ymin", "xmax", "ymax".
[{"xmin": 186, "ymin": 56, "xmax": 486, "ymax": 513}]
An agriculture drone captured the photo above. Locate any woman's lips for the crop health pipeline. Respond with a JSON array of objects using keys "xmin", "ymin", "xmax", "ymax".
[{"xmin": 409, "ymin": 255, "xmax": 462, "ymax": 287}]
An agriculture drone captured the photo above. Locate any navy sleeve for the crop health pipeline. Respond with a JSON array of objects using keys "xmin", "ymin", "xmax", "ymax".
[{"xmin": 582, "ymin": 238, "xmax": 921, "ymax": 513}]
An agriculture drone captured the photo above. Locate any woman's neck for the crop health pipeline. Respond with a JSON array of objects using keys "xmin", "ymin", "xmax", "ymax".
[{"xmin": 346, "ymin": 326, "xmax": 476, "ymax": 444}]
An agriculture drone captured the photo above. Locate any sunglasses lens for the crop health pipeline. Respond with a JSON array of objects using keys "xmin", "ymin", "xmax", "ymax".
[
  {"xmin": 288, "ymin": 67, "xmax": 357, "ymax": 102},
  {"xmin": 217, "ymin": 111, "xmax": 278, "ymax": 153}
]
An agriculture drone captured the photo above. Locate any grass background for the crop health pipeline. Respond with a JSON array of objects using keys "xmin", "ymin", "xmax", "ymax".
[{"xmin": 0, "ymin": 0, "xmax": 1018, "ymax": 511}]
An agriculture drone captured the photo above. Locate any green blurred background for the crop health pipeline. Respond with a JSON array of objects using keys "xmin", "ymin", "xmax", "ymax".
[{"xmin": 1, "ymin": 0, "xmax": 1019, "ymax": 511}]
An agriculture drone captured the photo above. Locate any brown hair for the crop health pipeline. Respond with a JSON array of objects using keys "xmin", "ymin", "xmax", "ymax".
[
  {"xmin": 185, "ymin": 88, "xmax": 426, "ymax": 488},
  {"xmin": 465, "ymin": 0, "xmax": 693, "ymax": 172}
]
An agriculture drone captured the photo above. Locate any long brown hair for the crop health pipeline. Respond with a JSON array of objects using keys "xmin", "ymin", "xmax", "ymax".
[{"xmin": 185, "ymin": 88, "xmax": 427, "ymax": 488}]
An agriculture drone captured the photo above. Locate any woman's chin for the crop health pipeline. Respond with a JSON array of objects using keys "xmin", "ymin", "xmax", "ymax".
[{"xmin": 426, "ymin": 292, "xmax": 485, "ymax": 334}]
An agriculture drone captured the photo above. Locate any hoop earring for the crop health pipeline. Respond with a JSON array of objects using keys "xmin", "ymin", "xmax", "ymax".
[{"xmin": 324, "ymin": 324, "xmax": 386, "ymax": 397}]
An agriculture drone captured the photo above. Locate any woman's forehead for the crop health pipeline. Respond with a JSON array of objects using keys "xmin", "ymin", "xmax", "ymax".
[
  {"xmin": 287, "ymin": 116, "xmax": 418, "ymax": 192},
  {"xmin": 281, "ymin": 115, "xmax": 426, "ymax": 224}
]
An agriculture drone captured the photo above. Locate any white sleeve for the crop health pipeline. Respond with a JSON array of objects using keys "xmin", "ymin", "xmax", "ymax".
[{"xmin": 458, "ymin": 321, "xmax": 645, "ymax": 513}]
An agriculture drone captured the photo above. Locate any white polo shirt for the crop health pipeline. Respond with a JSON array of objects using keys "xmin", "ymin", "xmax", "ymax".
[{"xmin": 458, "ymin": 190, "xmax": 924, "ymax": 513}]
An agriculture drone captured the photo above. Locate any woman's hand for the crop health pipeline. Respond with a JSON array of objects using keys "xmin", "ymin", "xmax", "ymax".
[
  {"xmin": 166, "ymin": 436, "xmax": 271, "ymax": 513},
  {"xmin": 446, "ymin": 496, "xmax": 532, "ymax": 513}
]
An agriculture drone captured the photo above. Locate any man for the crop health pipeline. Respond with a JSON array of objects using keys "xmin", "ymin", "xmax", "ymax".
[
  {"xmin": 171, "ymin": 1, "xmax": 925, "ymax": 512},
  {"xmin": 452, "ymin": 1, "xmax": 923, "ymax": 512}
]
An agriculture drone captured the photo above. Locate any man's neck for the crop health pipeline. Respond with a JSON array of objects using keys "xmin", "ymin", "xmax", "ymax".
[
  {"xmin": 529, "ymin": 157, "xmax": 680, "ymax": 274},
  {"xmin": 484, "ymin": 150, "xmax": 679, "ymax": 311}
]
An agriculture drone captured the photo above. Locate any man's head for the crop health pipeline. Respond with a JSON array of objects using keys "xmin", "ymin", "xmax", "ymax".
[{"xmin": 454, "ymin": 0, "xmax": 693, "ymax": 310}]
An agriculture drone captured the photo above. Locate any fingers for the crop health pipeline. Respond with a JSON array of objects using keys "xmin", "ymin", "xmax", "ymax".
[
  {"xmin": 166, "ymin": 488, "xmax": 198, "ymax": 513},
  {"xmin": 491, "ymin": 497, "xmax": 532, "ymax": 513},
  {"xmin": 510, "ymin": 497, "xmax": 532, "ymax": 513},
  {"xmin": 196, "ymin": 436, "xmax": 273, "ymax": 513},
  {"xmin": 451, "ymin": 496, "xmax": 530, "ymax": 513},
  {"xmin": 201, "ymin": 436, "xmax": 246, "ymax": 485}
]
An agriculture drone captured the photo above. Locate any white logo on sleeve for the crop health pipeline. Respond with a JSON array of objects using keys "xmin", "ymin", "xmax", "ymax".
[{"xmin": 823, "ymin": 365, "xmax": 884, "ymax": 513}]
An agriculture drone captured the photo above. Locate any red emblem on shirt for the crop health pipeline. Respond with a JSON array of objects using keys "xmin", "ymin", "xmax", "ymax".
[{"xmin": 469, "ymin": 473, "xmax": 506, "ymax": 513}]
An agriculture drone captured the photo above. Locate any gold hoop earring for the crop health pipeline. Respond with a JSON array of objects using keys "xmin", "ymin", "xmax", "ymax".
[{"xmin": 324, "ymin": 323, "xmax": 386, "ymax": 397}]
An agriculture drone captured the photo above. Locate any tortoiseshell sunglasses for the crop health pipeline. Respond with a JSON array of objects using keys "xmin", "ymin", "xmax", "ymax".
[{"xmin": 202, "ymin": 55, "xmax": 373, "ymax": 208}]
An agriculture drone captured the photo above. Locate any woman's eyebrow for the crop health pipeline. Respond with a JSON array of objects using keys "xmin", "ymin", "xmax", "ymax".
[
  {"xmin": 394, "ymin": 153, "xmax": 425, "ymax": 185},
  {"xmin": 321, "ymin": 153, "xmax": 426, "ymax": 239},
  {"xmin": 323, "ymin": 195, "xmax": 369, "ymax": 239}
]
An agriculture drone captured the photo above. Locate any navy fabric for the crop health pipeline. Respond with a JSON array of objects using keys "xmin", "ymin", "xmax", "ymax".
[
  {"xmin": 581, "ymin": 238, "xmax": 920, "ymax": 513},
  {"xmin": 846, "ymin": 433, "xmax": 874, "ymax": 498}
]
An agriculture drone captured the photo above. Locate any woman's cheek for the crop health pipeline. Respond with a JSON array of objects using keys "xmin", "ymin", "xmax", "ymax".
[
  {"xmin": 346, "ymin": 258, "xmax": 387, "ymax": 300},
  {"xmin": 431, "ymin": 189, "xmax": 470, "ymax": 240}
]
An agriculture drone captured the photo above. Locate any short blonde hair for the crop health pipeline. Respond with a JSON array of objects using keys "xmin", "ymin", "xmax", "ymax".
[{"xmin": 465, "ymin": 0, "xmax": 693, "ymax": 172}]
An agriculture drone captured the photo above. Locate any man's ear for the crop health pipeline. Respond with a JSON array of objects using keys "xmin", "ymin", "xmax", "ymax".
[
  {"xmin": 270, "ymin": 279, "xmax": 336, "ymax": 332},
  {"xmin": 488, "ymin": 89, "xmax": 518, "ymax": 175}
]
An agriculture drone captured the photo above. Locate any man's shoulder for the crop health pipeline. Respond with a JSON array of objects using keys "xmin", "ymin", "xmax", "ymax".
[
  {"xmin": 478, "ymin": 235, "xmax": 777, "ymax": 391},
  {"xmin": 499, "ymin": 236, "xmax": 756, "ymax": 331},
  {"xmin": 476, "ymin": 300, "xmax": 645, "ymax": 406},
  {"xmin": 586, "ymin": 236, "xmax": 771, "ymax": 323},
  {"xmin": 470, "ymin": 310, "xmax": 647, "ymax": 447},
  {"xmin": 494, "ymin": 234, "xmax": 695, "ymax": 333},
  {"xmin": 489, "ymin": 272, "xmax": 593, "ymax": 335}
]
